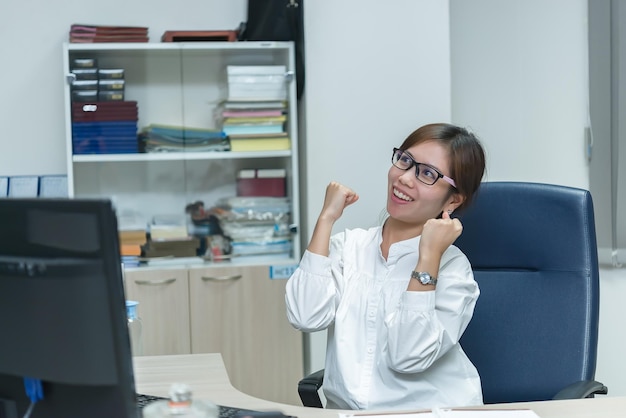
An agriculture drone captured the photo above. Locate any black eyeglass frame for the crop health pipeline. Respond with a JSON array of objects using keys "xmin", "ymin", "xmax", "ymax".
[{"xmin": 391, "ymin": 148, "xmax": 457, "ymax": 188}]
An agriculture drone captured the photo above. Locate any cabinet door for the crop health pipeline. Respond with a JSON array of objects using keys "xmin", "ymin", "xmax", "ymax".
[
  {"xmin": 188, "ymin": 265, "xmax": 303, "ymax": 405},
  {"xmin": 124, "ymin": 268, "xmax": 191, "ymax": 356}
]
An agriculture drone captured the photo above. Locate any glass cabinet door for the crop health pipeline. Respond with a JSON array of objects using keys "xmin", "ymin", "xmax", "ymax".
[{"xmin": 64, "ymin": 42, "xmax": 301, "ymax": 265}]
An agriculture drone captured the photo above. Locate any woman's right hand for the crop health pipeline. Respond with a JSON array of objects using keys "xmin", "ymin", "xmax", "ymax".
[
  {"xmin": 319, "ymin": 181, "xmax": 359, "ymax": 222},
  {"xmin": 307, "ymin": 182, "xmax": 359, "ymax": 256}
]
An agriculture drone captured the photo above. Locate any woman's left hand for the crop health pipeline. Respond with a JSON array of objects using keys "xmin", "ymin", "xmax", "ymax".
[{"xmin": 419, "ymin": 211, "xmax": 463, "ymax": 259}]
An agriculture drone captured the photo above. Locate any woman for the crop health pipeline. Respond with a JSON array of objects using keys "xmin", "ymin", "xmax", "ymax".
[{"xmin": 285, "ymin": 123, "xmax": 486, "ymax": 410}]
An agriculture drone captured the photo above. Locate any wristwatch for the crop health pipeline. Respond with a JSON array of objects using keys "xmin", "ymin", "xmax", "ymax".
[{"xmin": 411, "ymin": 271, "xmax": 438, "ymax": 286}]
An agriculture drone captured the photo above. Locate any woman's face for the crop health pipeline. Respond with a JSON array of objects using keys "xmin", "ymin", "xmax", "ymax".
[{"xmin": 387, "ymin": 140, "xmax": 459, "ymax": 226}]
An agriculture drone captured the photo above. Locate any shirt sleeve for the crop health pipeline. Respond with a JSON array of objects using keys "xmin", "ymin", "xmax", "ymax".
[
  {"xmin": 384, "ymin": 250, "xmax": 479, "ymax": 373},
  {"xmin": 285, "ymin": 234, "xmax": 346, "ymax": 332}
]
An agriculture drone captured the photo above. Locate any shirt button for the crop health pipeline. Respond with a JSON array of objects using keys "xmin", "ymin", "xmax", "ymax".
[
  {"xmin": 369, "ymin": 310, "xmax": 375, "ymax": 317},
  {"xmin": 368, "ymin": 348, "xmax": 374, "ymax": 354}
]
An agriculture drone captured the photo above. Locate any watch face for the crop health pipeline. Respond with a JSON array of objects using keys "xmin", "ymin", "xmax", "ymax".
[
  {"xmin": 411, "ymin": 271, "xmax": 436, "ymax": 285},
  {"xmin": 418, "ymin": 272, "xmax": 432, "ymax": 285}
]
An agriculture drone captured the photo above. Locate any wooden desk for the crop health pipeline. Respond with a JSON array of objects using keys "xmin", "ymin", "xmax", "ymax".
[{"xmin": 133, "ymin": 354, "xmax": 626, "ymax": 418}]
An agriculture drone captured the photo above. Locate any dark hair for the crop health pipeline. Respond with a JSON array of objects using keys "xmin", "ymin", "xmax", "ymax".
[{"xmin": 398, "ymin": 123, "xmax": 486, "ymax": 211}]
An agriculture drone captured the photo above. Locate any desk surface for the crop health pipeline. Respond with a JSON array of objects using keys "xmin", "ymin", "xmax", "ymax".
[{"xmin": 133, "ymin": 354, "xmax": 625, "ymax": 418}]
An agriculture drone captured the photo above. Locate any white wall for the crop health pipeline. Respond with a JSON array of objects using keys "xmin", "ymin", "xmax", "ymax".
[
  {"xmin": 301, "ymin": 0, "xmax": 452, "ymax": 375},
  {"xmin": 450, "ymin": 0, "xmax": 589, "ymax": 188},
  {"xmin": 450, "ymin": 0, "xmax": 626, "ymax": 397},
  {"xmin": 0, "ymin": 0, "xmax": 247, "ymax": 176}
]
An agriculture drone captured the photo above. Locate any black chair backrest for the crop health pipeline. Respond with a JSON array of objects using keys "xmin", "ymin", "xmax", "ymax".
[{"xmin": 454, "ymin": 182, "xmax": 600, "ymax": 404}]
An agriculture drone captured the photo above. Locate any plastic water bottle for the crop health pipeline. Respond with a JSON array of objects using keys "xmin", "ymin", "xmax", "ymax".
[
  {"xmin": 142, "ymin": 383, "xmax": 219, "ymax": 418},
  {"xmin": 125, "ymin": 300, "xmax": 143, "ymax": 356}
]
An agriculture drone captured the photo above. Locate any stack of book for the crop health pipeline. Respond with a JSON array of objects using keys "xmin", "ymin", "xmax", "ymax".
[
  {"xmin": 69, "ymin": 24, "xmax": 149, "ymax": 43},
  {"xmin": 139, "ymin": 124, "xmax": 228, "ymax": 153},
  {"xmin": 217, "ymin": 65, "xmax": 290, "ymax": 152},
  {"xmin": 71, "ymin": 101, "xmax": 139, "ymax": 154},
  {"xmin": 119, "ymin": 229, "xmax": 147, "ymax": 257},
  {"xmin": 216, "ymin": 100, "xmax": 290, "ymax": 152}
]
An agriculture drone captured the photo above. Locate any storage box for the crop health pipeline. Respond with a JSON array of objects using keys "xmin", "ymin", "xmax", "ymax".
[
  {"xmin": 98, "ymin": 90, "xmax": 125, "ymax": 101},
  {"xmin": 236, "ymin": 169, "xmax": 286, "ymax": 197},
  {"xmin": 71, "ymin": 79, "xmax": 98, "ymax": 90},
  {"xmin": 71, "ymin": 58, "xmax": 97, "ymax": 69},
  {"xmin": 98, "ymin": 68, "xmax": 125, "ymax": 79},
  {"xmin": 72, "ymin": 89, "xmax": 98, "ymax": 102},
  {"xmin": 99, "ymin": 79, "xmax": 125, "ymax": 90},
  {"xmin": 71, "ymin": 68, "xmax": 99, "ymax": 80},
  {"xmin": 225, "ymin": 65, "xmax": 287, "ymax": 101}
]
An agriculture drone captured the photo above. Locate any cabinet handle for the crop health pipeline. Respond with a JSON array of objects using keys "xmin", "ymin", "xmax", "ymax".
[
  {"xmin": 201, "ymin": 274, "xmax": 242, "ymax": 282},
  {"xmin": 134, "ymin": 278, "xmax": 177, "ymax": 285}
]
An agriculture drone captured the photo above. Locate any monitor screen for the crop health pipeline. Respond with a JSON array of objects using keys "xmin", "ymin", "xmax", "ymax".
[{"xmin": 0, "ymin": 198, "xmax": 139, "ymax": 418}]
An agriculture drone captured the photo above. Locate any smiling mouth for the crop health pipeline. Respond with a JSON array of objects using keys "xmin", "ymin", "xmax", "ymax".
[{"xmin": 393, "ymin": 188, "xmax": 413, "ymax": 202}]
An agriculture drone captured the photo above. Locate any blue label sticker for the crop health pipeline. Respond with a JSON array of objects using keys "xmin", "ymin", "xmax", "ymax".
[{"xmin": 269, "ymin": 264, "xmax": 298, "ymax": 279}]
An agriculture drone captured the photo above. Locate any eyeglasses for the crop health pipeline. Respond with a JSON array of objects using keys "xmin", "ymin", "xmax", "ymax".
[{"xmin": 391, "ymin": 148, "xmax": 457, "ymax": 188}]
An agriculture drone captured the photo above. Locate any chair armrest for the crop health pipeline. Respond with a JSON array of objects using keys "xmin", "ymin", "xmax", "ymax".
[
  {"xmin": 552, "ymin": 380, "xmax": 608, "ymax": 400},
  {"xmin": 297, "ymin": 369, "xmax": 325, "ymax": 408}
]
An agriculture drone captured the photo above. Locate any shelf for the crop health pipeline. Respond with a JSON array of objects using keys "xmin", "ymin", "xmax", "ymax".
[
  {"xmin": 72, "ymin": 150, "xmax": 292, "ymax": 163},
  {"xmin": 124, "ymin": 255, "xmax": 299, "ymax": 272},
  {"xmin": 65, "ymin": 41, "xmax": 293, "ymax": 52}
]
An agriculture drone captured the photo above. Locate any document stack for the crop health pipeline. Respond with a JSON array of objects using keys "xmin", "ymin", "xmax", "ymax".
[
  {"xmin": 69, "ymin": 24, "xmax": 149, "ymax": 43},
  {"xmin": 217, "ymin": 65, "xmax": 290, "ymax": 152},
  {"xmin": 214, "ymin": 196, "xmax": 292, "ymax": 259},
  {"xmin": 139, "ymin": 124, "xmax": 228, "ymax": 153}
]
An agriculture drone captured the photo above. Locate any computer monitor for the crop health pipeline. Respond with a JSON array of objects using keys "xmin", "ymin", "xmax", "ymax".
[{"xmin": 0, "ymin": 198, "xmax": 139, "ymax": 418}]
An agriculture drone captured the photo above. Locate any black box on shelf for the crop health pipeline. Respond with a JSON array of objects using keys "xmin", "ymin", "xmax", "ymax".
[
  {"xmin": 98, "ymin": 68, "xmax": 125, "ymax": 79},
  {"xmin": 71, "ymin": 79, "xmax": 98, "ymax": 90},
  {"xmin": 98, "ymin": 90, "xmax": 125, "ymax": 101},
  {"xmin": 72, "ymin": 90, "xmax": 98, "ymax": 102},
  {"xmin": 71, "ymin": 68, "xmax": 99, "ymax": 80},
  {"xmin": 71, "ymin": 58, "xmax": 97, "ymax": 69},
  {"xmin": 98, "ymin": 79, "xmax": 125, "ymax": 91}
]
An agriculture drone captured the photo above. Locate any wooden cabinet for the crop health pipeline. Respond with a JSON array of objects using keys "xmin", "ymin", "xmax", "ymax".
[
  {"xmin": 124, "ymin": 262, "xmax": 303, "ymax": 406},
  {"xmin": 123, "ymin": 268, "xmax": 191, "ymax": 356},
  {"xmin": 189, "ymin": 264, "xmax": 303, "ymax": 405}
]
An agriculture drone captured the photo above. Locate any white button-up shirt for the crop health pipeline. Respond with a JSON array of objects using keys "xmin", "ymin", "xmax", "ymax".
[{"xmin": 285, "ymin": 226, "xmax": 482, "ymax": 410}]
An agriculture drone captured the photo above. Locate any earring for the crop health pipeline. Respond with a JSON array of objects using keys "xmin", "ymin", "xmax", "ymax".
[{"xmin": 447, "ymin": 209, "xmax": 453, "ymax": 216}]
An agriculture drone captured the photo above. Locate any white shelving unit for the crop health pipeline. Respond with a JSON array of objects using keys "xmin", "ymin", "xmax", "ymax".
[
  {"xmin": 62, "ymin": 41, "xmax": 305, "ymax": 405},
  {"xmin": 62, "ymin": 41, "xmax": 301, "ymax": 260}
]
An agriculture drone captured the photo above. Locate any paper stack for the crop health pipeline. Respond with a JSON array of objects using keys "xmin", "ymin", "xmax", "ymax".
[
  {"xmin": 214, "ymin": 196, "xmax": 292, "ymax": 259},
  {"xmin": 139, "ymin": 124, "xmax": 228, "ymax": 153},
  {"xmin": 217, "ymin": 65, "xmax": 291, "ymax": 152}
]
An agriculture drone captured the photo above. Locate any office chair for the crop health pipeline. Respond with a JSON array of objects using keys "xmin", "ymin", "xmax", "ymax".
[{"xmin": 297, "ymin": 181, "xmax": 607, "ymax": 407}]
